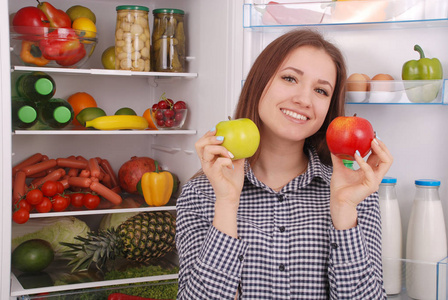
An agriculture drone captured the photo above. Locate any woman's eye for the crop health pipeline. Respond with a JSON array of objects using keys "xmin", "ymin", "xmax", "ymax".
[
  {"xmin": 282, "ymin": 75, "xmax": 296, "ymax": 83},
  {"xmin": 315, "ymin": 88, "xmax": 329, "ymax": 96}
]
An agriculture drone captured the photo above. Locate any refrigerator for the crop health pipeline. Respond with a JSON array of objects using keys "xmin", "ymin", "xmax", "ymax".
[{"xmin": 1, "ymin": 0, "xmax": 448, "ymax": 299}]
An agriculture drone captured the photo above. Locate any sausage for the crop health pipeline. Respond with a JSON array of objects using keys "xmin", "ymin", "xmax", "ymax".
[
  {"xmin": 88, "ymin": 158, "xmax": 101, "ymax": 178},
  {"xmin": 31, "ymin": 168, "xmax": 65, "ymax": 187},
  {"xmin": 100, "ymin": 159, "xmax": 119, "ymax": 187},
  {"xmin": 21, "ymin": 159, "xmax": 57, "ymax": 176},
  {"xmin": 79, "ymin": 169, "xmax": 91, "ymax": 178},
  {"xmin": 56, "ymin": 158, "xmax": 88, "ymax": 169},
  {"xmin": 13, "ymin": 171, "xmax": 27, "ymax": 202},
  {"xmin": 111, "ymin": 186, "xmax": 122, "ymax": 194},
  {"xmin": 76, "ymin": 155, "xmax": 88, "ymax": 162},
  {"xmin": 90, "ymin": 181, "xmax": 122, "ymax": 205},
  {"xmin": 102, "ymin": 173, "xmax": 112, "ymax": 188},
  {"xmin": 27, "ymin": 171, "xmax": 47, "ymax": 178},
  {"xmin": 59, "ymin": 179, "xmax": 70, "ymax": 190},
  {"xmin": 68, "ymin": 168, "xmax": 79, "ymax": 177},
  {"xmin": 12, "ymin": 153, "xmax": 43, "ymax": 176},
  {"xmin": 68, "ymin": 176, "xmax": 92, "ymax": 188}
]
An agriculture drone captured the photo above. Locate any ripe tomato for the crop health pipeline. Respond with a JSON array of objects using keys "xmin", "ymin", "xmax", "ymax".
[
  {"xmin": 15, "ymin": 199, "xmax": 32, "ymax": 212},
  {"xmin": 35, "ymin": 197, "xmax": 52, "ymax": 213},
  {"xmin": 41, "ymin": 180, "xmax": 59, "ymax": 197},
  {"xmin": 25, "ymin": 189, "xmax": 44, "ymax": 205},
  {"xmin": 83, "ymin": 193, "xmax": 100, "ymax": 210},
  {"xmin": 52, "ymin": 195, "xmax": 70, "ymax": 212},
  {"xmin": 56, "ymin": 181, "xmax": 65, "ymax": 194},
  {"xmin": 12, "ymin": 208, "xmax": 30, "ymax": 224},
  {"xmin": 70, "ymin": 193, "xmax": 84, "ymax": 208}
]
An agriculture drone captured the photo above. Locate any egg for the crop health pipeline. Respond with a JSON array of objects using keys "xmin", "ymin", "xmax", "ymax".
[
  {"xmin": 371, "ymin": 73, "xmax": 394, "ymax": 91},
  {"xmin": 347, "ymin": 73, "xmax": 370, "ymax": 92}
]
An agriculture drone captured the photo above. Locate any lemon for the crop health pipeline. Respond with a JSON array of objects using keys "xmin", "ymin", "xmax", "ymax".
[
  {"xmin": 66, "ymin": 5, "xmax": 96, "ymax": 24},
  {"xmin": 115, "ymin": 107, "xmax": 137, "ymax": 115},
  {"xmin": 72, "ymin": 17, "xmax": 97, "ymax": 39},
  {"xmin": 101, "ymin": 46, "xmax": 115, "ymax": 70}
]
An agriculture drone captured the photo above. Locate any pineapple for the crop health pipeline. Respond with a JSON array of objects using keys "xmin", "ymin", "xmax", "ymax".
[{"xmin": 61, "ymin": 211, "xmax": 176, "ymax": 272}]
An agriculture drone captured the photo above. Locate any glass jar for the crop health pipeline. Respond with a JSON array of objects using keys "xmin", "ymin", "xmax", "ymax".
[
  {"xmin": 115, "ymin": 5, "xmax": 151, "ymax": 71},
  {"xmin": 152, "ymin": 8, "xmax": 185, "ymax": 72}
]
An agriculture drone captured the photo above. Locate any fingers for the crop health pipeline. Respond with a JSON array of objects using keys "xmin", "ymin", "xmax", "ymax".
[
  {"xmin": 355, "ymin": 137, "xmax": 393, "ymax": 185},
  {"xmin": 195, "ymin": 128, "xmax": 234, "ymax": 166}
]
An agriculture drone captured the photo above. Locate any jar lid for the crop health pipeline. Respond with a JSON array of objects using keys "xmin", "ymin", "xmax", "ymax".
[
  {"xmin": 381, "ymin": 176, "xmax": 397, "ymax": 184},
  {"xmin": 153, "ymin": 8, "xmax": 185, "ymax": 15},
  {"xmin": 415, "ymin": 179, "xmax": 440, "ymax": 186},
  {"xmin": 116, "ymin": 5, "xmax": 149, "ymax": 12}
]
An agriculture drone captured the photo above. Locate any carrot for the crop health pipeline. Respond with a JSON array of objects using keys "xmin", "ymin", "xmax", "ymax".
[
  {"xmin": 21, "ymin": 159, "xmax": 57, "ymax": 176},
  {"xmin": 68, "ymin": 176, "xmax": 92, "ymax": 188},
  {"xmin": 88, "ymin": 158, "xmax": 101, "ymax": 178},
  {"xmin": 12, "ymin": 153, "xmax": 43, "ymax": 176},
  {"xmin": 79, "ymin": 169, "xmax": 90, "ymax": 178},
  {"xmin": 57, "ymin": 157, "xmax": 88, "ymax": 169},
  {"xmin": 31, "ymin": 168, "xmax": 65, "ymax": 187},
  {"xmin": 90, "ymin": 181, "xmax": 122, "ymax": 205},
  {"xmin": 68, "ymin": 168, "xmax": 79, "ymax": 177},
  {"xmin": 100, "ymin": 159, "xmax": 119, "ymax": 187},
  {"xmin": 13, "ymin": 171, "xmax": 26, "ymax": 202}
]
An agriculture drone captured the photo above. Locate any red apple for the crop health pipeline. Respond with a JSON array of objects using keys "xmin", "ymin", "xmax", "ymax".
[
  {"xmin": 326, "ymin": 114, "xmax": 374, "ymax": 161},
  {"xmin": 12, "ymin": 6, "xmax": 50, "ymax": 37}
]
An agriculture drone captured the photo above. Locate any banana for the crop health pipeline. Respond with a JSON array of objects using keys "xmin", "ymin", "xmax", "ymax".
[{"xmin": 85, "ymin": 115, "xmax": 149, "ymax": 130}]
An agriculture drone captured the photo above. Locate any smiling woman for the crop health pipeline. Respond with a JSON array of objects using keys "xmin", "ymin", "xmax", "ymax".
[{"xmin": 176, "ymin": 29, "xmax": 393, "ymax": 300}]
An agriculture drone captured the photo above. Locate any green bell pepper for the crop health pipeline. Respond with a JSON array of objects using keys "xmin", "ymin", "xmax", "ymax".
[{"xmin": 402, "ymin": 44, "xmax": 443, "ymax": 103}]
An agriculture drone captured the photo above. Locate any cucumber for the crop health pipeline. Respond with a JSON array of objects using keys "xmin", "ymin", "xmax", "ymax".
[
  {"xmin": 76, "ymin": 107, "xmax": 106, "ymax": 127},
  {"xmin": 12, "ymin": 239, "xmax": 54, "ymax": 273}
]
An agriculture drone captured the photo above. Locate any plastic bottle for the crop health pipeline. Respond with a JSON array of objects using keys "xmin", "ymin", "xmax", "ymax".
[
  {"xmin": 37, "ymin": 98, "xmax": 74, "ymax": 129},
  {"xmin": 406, "ymin": 179, "xmax": 447, "ymax": 300},
  {"xmin": 16, "ymin": 71, "xmax": 56, "ymax": 102},
  {"xmin": 378, "ymin": 176, "xmax": 402, "ymax": 295},
  {"xmin": 11, "ymin": 97, "xmax": 38, "ymax": 129}
]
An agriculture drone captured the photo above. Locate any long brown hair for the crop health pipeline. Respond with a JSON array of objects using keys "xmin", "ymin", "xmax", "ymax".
[{"xmin": 235, "ymin": 29, "xmax": 347, "ymax": 165}]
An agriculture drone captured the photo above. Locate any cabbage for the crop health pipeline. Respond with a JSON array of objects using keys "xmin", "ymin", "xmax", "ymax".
[
  {"xmin": 99, "ymin": 212, "xmax": 139, "ymax": 230},
  {"xmin": 12, "ymin": 217, "xmax": 90, "ymax": 257}
]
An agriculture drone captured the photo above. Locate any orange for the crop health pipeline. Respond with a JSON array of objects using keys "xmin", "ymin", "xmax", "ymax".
[
  {"xmin": 143, "ymin": 108, "xmax": 158, "ymax": 130},
  {"xmin": 67, "ymin": 92, "xmax": 98, "ymax": 126}
]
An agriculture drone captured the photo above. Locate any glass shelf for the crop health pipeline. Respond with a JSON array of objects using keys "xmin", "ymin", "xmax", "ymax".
[
  {"xmin": 13, "ymin": 129, "xmax": 197, "ymax": 135},
  {"xmin": 244, "ymin": 0, "xmax": 448, "ymax": 30}
]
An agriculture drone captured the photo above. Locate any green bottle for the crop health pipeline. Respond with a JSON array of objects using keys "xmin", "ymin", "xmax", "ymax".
[
  {"xmin": 11, "ymin": 97, "xmax": 38, "ymax": 129},
  {"xmin": 16, "ymin": 71, "xmax": 56, "ymax": 102},
  {"xmin": 37, "ymin": 98, "xmax": 74, "ymax": 129}
]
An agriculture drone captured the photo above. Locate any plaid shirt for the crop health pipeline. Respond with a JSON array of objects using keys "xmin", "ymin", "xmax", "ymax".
[{"xmin": 176, "ymin": 147, "xmax": 386, "ymax": 299}]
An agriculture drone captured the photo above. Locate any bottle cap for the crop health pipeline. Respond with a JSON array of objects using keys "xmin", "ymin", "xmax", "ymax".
[
  {"xmin": 116, "ymin": 5, "xmax": 149, "ymax": 12},
  {"xmin": 415, "ymin": 179, "xmax": 440, "ymax": 187},
  {"xmin": 53, "ymin": 106, "xmax": 72, "ymax": 124},
  {"xmin": 17, "ymin": 106, "xmax": 37, "ymax": 123},
  {"xmin": 342, "ymin": 159, "xmax": 354, "ymax": 168},
  {"xmin": 34, "ymin": 78, "xmax": 54, "ymax": 96},
  {"xmin": 381, "ymin": 176, "xmax": 397, "ymax": 184},
  {"xmin": 153, "ymin": 8, "xmax": 185, "ymax": 15}
]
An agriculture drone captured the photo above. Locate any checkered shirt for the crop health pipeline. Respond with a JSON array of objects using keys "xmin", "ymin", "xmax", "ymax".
[{"xmin": 176, "ymin": 147, "xmax": 386, "ymax": 299}]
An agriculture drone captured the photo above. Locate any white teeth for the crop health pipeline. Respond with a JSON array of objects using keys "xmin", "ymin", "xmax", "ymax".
[{"xmin": 281, "ymin": 109, "xmax": 308, "ymax": 121}]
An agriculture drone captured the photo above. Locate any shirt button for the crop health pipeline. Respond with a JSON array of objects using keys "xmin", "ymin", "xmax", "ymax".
[
  {"xmin": 279, "ymin": 226, "xmax": 285, "ymax": 232},
  {"xmin": 238, "ymin": 255, "xmax": 244, "ymax": 261},
  {"xmin": 277, "ymin": 195, "xmax": 284, "ymax": 202},
  {"xmin": 331, "ymin": 243, "xmax": 338, "ymax": 249},
  {"xmin": 279, "ymin": 264, "xmax": 285, "ymax": 271}
]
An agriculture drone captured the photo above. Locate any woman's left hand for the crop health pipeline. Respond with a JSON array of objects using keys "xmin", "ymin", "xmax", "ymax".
[{"xmin": 329, "ymin": 137, "xmax": 393, "ymax": 230}]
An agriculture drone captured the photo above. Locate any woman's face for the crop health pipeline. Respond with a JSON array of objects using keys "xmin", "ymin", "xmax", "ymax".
[{"xmin": 258, "ymin": 45, "xmax": 337, "ymax": 143}]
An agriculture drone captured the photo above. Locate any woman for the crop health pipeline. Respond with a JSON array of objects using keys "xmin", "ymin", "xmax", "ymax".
[{"xmin": 176, "ymin": 29, "xmax": 392, "ymax": 299}]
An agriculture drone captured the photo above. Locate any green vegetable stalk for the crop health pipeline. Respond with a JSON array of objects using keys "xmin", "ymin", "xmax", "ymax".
[{"xmin": 402, "ymin": 44, "xmax": 443, "ymax": 103}]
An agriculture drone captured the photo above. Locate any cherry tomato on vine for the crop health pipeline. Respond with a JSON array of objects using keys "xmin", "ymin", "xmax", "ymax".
[
  {"xmin": 25, "ymin": 189, "xmax": 43, "ymax": 205},
  {"xmin": 70, "ymin": 193, "xmax": 84, "ymax": 208},
  {"xmin": 41, "ymin": 180, "xmax": 59, "ymax": 197},
  {"xmin": 52, "ymin": 195, "xmax": 69, "ymax": 212},
  {"xmin": 15, "ymin": 199, "xmax": 32, "ymax": 212},
  {"xmin": 83, "ymin": 194, "xmax": 100, "ymax": 210},
  {"xmin": 12, "ymin": 208, "xmax": 30, "ymax": 224},
  {"xmin": 35, "ymin": 197, "xmax": 52, "ymax": 213},
  {"xmin": 56, "ymin": 181, "xmax": 64, "ymax": 194}
]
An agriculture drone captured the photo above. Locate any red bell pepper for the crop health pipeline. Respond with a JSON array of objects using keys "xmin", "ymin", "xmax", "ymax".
[
  {"xmin": 56, "ymin": 43, "xmax": 86, "ymax": 66},
  {"xmin": 39, "ymin": 28, "xmax": 83, "ymax": 61}
]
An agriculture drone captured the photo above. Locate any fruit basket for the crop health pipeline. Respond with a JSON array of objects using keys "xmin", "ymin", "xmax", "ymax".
[{"xmin": 10, "ymin": 27, "xmax": 98, "ymax": 68}]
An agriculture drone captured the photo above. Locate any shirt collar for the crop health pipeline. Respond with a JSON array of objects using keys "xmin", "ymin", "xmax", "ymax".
[{"xmin": 245, "ymin": 146, "xmax": 332, "ymax": 193}]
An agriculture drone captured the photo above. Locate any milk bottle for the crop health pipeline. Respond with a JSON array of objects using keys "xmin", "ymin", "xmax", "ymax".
[
  {"xmin": 406, "ymin": 179, "xmax": 447, "ymax": 300},
  {"xmin": 378, "ymin": 177, "xmax": 402, "ymax": 295}
]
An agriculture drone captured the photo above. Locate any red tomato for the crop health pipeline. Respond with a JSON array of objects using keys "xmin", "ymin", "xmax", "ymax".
[
  {"xmin": 25, "ymin": 189, "xmax": 44, "ymax": 205},
  {"xmin": 56, "ymin": 181, "xmax": 65, "ymax": 194},
  {"xmin": 41, "ymin": 180, "xmax": 59, "ymax": 197},
  {"xmin": 35, "ymin": 197, "xmax": 52, "ymax": 213},
  {"xmin": 70, "ymin": 193, "xmax": 84, "ymax": 208},
  {"xmin": 15, "ymin": 199, "xmax": 32, "ymax": 212},
  {"xmin": 83, "ymin": 193, "xmax": 100, "ymax": 210},
  {"xmin": 12, "ymin": 208, "xmax": 30, "ymax": 224},
  {"xmin": 52, "ymin": 195, "xmax": 70, "ymax": 212}
]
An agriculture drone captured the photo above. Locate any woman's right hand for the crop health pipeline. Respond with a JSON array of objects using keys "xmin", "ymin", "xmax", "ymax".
[{"xmin": 195, "ymin": 128, "xmax": 246, "ymax": 204}]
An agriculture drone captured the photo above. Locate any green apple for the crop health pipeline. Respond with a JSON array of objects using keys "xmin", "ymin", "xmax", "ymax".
[
  {"xmin": 215, "ymin": 118, "xmax": 260, "ymax": 160},
  {"xmin": 101, "ymin": 46, "xmax": 115, "ymax": 70}
]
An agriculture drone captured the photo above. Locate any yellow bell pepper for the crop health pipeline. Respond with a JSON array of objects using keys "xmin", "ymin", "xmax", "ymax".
[{"xmin": 140, "ymin": 161, "xmax": 173, "ymax": 206}]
